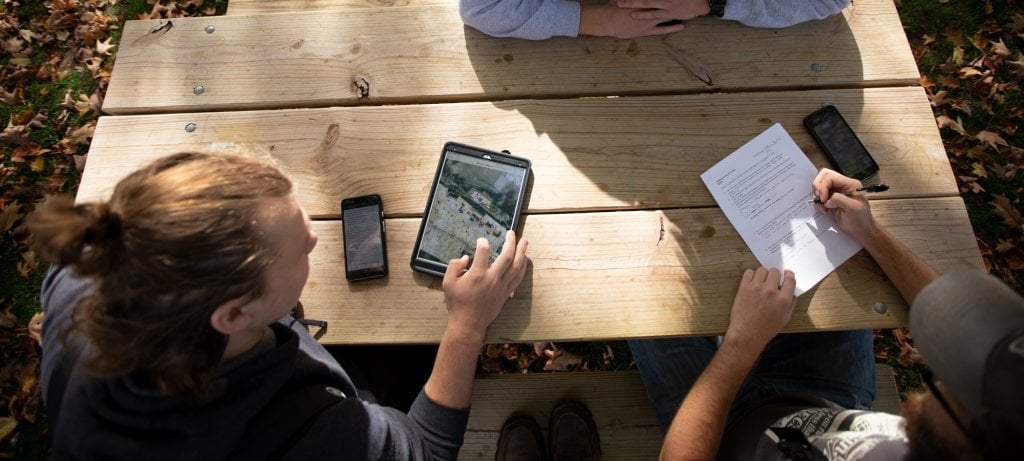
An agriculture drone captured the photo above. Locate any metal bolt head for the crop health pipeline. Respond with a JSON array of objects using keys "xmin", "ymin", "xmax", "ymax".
[
  {"xmin": 811, "ymin": 63, "xmax": 823, "ymax": 72},
  {"xmin": 193, "ymin": 85, "xmax": 205, "ymax": 95},
  {"xmin": 205, "ymin": 25, "xmax": 215, "ymax": 34},
  {"xmin": 184, "ymin": 123, "xmax": 197, "ymax": 133},
  {"xmin": 873, "ymin": 302, "xmax": 887, "ymax": 314}
]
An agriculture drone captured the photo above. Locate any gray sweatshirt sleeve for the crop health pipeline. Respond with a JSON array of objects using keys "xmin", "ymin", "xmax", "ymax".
[
  {"xmin": 722, "ymin": 0, "xmax": 851, "ymax": 28},
  {"xmin": 460, "ymin": 0, "xmax": 581, "ymax": 40}
]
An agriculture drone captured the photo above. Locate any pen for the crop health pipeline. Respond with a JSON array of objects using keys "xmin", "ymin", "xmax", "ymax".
[{"xmin": 807, "ymin": 184, "xmax": 889, "ymax": 204}]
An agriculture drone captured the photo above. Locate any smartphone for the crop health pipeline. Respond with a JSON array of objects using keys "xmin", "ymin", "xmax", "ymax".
[
  {"xmin": 341, "ymin": 194, "xmax": 388, "ymax": 282},
  {"xmin": 803, "ymin": 105, "xmax": 880, "ymax": 180}
]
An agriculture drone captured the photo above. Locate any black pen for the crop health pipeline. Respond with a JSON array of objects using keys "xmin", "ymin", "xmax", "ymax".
[{"xmin": 807, "ymin": 184, "xmax": 889, "ymax": 204}]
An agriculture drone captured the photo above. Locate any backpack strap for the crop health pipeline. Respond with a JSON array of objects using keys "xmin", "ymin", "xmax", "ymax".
[{"xmin": 229, "ymin": 383, "xmax": 346, "ymax": 460}]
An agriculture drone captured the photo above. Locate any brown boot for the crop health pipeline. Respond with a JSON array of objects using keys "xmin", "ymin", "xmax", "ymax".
[
  {"xmin": 549, "ymin": 401, "xmax": 601, "ymax": 461},
  {"xmin": 495, "ymin": 416, "xmax": 546, "ymax": 461}
]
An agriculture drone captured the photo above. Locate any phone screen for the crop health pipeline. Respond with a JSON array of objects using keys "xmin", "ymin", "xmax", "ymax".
[
  {"xmin": 804, "ymin": 105, "xmax": 879, "ymax": 180},
  {"xmin": 342, "ymin": 195, "xmax": 387, "ymax": 281}
]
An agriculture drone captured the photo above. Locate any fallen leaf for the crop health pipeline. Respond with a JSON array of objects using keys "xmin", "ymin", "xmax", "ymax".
[
  {"xmin": 990, "ymin": 38, "xmax": 1011, "ymax": 56},
  {"xmin": 975, "ymin": 130, "xmax": 1009, "ymax": 149},
  {"xmin": 990, "ymin": 194, "xmax": 1024, "ymax": 229},
  {"xmin": 0, "ymin": 417, "xmax": 17, "ymax": 443},
  {"xmin": 28, "ymin": 313, "xmax": 44, "ymax": 346},
  {"xmin": 936, "ymin": 115, "xmax": 965, "ymax": 134},
  {"xmin": 95, "ymin": 36, "xmax": 116, "ymax": 55},
  {"xmin": 542, "ymin": 344, "xmax": 583, "ymax": 372},
  {"xmin": 0, "ymin": 202, "xmax": 22, "ymax": 233},
  {"xmin": 67, "ymin": 122, "xmax": 96, "ymax": 145}
]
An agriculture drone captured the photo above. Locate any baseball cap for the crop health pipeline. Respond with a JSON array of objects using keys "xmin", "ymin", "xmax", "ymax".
[{"xmin": 909, "ymin": 269, "xmax": 1024, "ymax": 422}]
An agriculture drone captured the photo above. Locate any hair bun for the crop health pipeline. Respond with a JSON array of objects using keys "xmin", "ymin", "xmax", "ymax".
[{"xmin": 83, "ymin": 205, "xmax": 123, "ymax": 245}]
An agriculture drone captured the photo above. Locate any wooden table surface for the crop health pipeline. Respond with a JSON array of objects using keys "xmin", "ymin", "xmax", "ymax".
[{"xmin": 80, "ymin": 0, "xmax": 982, "ymax": 344}]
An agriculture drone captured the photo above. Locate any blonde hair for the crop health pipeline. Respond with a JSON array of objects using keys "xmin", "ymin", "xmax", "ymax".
[{"xmin": 30, "ymin": 152, "xmax": 294, "ymax": 398}]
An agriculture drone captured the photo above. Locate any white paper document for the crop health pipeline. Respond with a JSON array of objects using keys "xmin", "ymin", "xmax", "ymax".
[{"xmin": 700, "ymin": 123, "xmax": 862, "ymax": 295}]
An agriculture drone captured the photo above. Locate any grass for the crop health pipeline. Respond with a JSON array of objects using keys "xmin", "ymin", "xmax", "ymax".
[{"xmin": 2, "ymin": 0, "xmax": 1022, "ymax": 456}]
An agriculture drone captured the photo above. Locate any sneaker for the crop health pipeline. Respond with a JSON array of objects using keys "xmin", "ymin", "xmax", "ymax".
[
  {"xmin": 549, "ymin": 401, "xmax": 601, "ymax": 461},
  {"xmin": 495, "ymin": 415, "xmax": 546, "ymax": 461}
]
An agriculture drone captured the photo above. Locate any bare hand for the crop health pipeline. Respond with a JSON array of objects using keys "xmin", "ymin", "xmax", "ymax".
[
  {"xmin": 723, "ymin": 267, "xmax": 796, "ymax": 356},
  {"xmin": 580, "ymin": 2, "xmax": 686, "ymax": 39},
  {"xmin": 616, "ymin": 0, "xmax": 712, "ymax": 21},
  {"xmin": 812, "ymin": 168, "xmax": 877, "ymax": 243},
  {"xmin": 442, "ymin": 231, "xmax": 529, "ymax": 338}
]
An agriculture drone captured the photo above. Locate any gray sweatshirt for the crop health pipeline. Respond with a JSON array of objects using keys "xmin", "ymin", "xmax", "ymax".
[{"xmin": 460, "ymin": 0, "xmax": 852, "ymax": 40}]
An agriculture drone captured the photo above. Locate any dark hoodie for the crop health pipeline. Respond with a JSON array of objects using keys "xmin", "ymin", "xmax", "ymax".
[{"xmin": 40, "ymin": 266, "xmax": 468, "ymax": 460}]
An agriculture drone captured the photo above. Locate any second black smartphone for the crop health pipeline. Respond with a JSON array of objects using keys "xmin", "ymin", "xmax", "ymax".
[
  {"xmin": 341, "ymin": 194, "xmax": 388, "ymax": 282},
  {"xmin": 803, "ymin": 105, "xmax": 880, "ymax": 180}
]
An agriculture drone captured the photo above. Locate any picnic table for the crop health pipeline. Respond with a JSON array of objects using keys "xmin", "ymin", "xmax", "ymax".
[{"xmin": 80, "ymin": 0, "xmax": 981, "ymax": 457}]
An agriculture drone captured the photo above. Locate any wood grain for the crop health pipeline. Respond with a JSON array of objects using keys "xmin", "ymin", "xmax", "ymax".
[
  {"xmin": 103, "ymin": 0, "xmax": 918, "ymax": 114},
  {"xmin": 81, "ymin": 87, "xmax": 955, "ymax": 216},
  {"xmin": 299, "ymin": 197, "xmax": 980, "ymax": 344}
]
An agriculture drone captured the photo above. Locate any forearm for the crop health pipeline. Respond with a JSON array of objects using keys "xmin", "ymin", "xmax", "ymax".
[
  {"xmin": 861, "ymin": 225, "xmax": 940, "ymax": 304},
  {"xmin": 721, "ymin": 0, "xmax": 850, "ymax": 28},
  {"xmin": 423, "ymin": 325, "xmax": 485, "ymax": 409},
  {"xmin": 660, "ymin": 338, "xmax": 760, "ymax": 460},
  {"xmin": 460, "ymin": 0, "xmax": 581, "ymax": 39}
]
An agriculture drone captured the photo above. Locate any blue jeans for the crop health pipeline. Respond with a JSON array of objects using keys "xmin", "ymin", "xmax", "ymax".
[{"xmin": 628, "ymin": 330, "xmax": 877, "ymax": 431}]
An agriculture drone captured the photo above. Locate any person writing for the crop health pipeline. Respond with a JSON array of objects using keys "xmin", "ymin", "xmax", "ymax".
[
  {"xmin": 630, "ymin": 168, "xmax": 1023, "ymax": 459},
  {"xmin": 460, "ymin": 0, "xmax": 852, "ymax": 40},
  {"xmin": 31, "ymin": 152, "xmax": 530, "ymax": 460}
]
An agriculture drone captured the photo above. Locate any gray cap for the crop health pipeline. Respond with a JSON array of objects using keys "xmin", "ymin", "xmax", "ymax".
[{"xmin": 910, "ymin": 269, "xmax": 1024, "ymax": 421}]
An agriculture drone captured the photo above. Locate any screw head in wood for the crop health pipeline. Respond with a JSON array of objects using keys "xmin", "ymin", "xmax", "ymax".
[
  {"xmin": 193, "ymin": 85, "xmax": 204, "ymax": 95},
  {"xmin": 811, "ymin": 63, "xmax": 823, "ymax": 72},
  {"xmin": 205, "ymin": 25, "xmax": 215, "ymax": 34},
  {"xmin": 184, "ymin": 123, "xmax": 197, "ymax": 133},
  {"xmin": 873, "ymin": 302, "xmax": 887, "ymax": 314}
]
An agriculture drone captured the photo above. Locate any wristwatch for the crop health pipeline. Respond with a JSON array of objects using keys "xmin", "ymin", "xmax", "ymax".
[{"xmin": 708, "ymin": 0, "xmax": 727, "ymax": 18}]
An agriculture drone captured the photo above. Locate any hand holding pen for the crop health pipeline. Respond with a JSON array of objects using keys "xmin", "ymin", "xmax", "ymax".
[
  {"xmin": 811, "ymin": 168, "xmax": 882, "ymax": 243},
  {"xmin": 807, "ymin": 183, "xmax": 889, "ymax": 204}
]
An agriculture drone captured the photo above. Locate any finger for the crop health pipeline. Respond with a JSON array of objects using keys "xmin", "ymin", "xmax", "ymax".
[
  {"xmin": 443, "ymin": 255, "xmax": 470, "ymax": 287},
  {"xmin": 491, "ymin": 231, "xmax": 516, "ymax": 273},
  {"xmin": 767, "ymin": 267, "xmax": 782, "ymax": 285},
  {"xmin": 781, "ymin": 270, "xmax": 797, "ymax": 293},
  {"xmin": 617, "ymin": 0, "xmax": 665, "ymax": 8},
  {"xmin": 754, "ymin": 266, "xmax": 769, "ymax": 283},
  {"xmin": 469, "ymin": 238, "xmax": 491, "ymax": 274},
  {"xmin": 648, "ymin": 23, "xmax": 686, "ymax": 35},
  {"xmin": 825, "ymin": 192, "xmax": 861, "ymax": 210},
  {"xmin": 630, "ymin": 10, "xmax": 671, "ymax": 20},
  {"xmin": 506, "ymin": 238, "xmax": 530, "ymax": 289},
  {"xmin": 742, "ymin": 268, "xmax": 755, "ymax": 283}
]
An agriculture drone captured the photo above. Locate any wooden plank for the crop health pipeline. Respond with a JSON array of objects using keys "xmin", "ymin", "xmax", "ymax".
[
  {"xmin": 299, "ymin": 197, "xmax": 980, "ymax": 344},
  {"xmin": 463, "ymin": 365, "xmax": 902, "ymax": 459},
  {"xmin": 103, "ymin": 0, "xmax": 918, "ymax": 114},
  {"xmin": 873, "ymin": 364, "xmax": 901, "ymax": 415},
  {"xmin": 81, "ymin": 87, "xmax": 955, "ymax": 216},
  {"xmin": 463, "ymin": 371, "xmax": 660, "ymax": 460},
  {"xmin": 228, "ymin": 0, "xmax": 457, "ymax": 16}
]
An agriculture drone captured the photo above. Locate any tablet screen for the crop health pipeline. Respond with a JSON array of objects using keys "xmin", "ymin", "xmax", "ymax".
[{"xmin": 413, "ymin": 145, "xmax": 529, "ymax": 275}]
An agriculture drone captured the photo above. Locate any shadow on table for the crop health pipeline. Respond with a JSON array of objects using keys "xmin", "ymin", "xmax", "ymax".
[{"xmin": 461, "ymin": 12, "xmax": 873, "ymax": 333}]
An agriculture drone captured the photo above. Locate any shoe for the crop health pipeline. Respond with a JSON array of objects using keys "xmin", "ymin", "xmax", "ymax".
[
  {"xmin": 496, "ymin": 415, "xmax": 547, "ymax": 461},
  {"xmin": 549, "ymin": 401, "xmax": 601, "ymax": 461}
]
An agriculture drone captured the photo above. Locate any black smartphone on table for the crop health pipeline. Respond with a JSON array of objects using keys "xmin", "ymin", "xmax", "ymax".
[
  {"xmin": 341, "ymin": 194, "xmax": 388, "ymax": 282},
  {"xmin": 803, "ymin": 105, "xmax": 880, "ymax": 180}
]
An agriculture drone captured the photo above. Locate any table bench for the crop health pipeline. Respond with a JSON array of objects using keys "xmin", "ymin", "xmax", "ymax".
[{"xmin": 81, "ymin": 0, "xmax": 977, "ymax": 457}]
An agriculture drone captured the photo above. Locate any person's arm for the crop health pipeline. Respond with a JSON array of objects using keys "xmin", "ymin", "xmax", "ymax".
[
  {"xmin": 812, "ymin": 168, "xmax": 940, "ymax": 303},
  {"xmin": 618, "ymin": 0, "xmax": 850, "ymax": 28},
  {"xmin": 423, "ymin": 231, "xmax": 529, "ymax": 409},
  {"xmin": 660, "ymin": 267, "xmax": 797, "ymax": 460},
  {"xmin": 459, "ymin": 0, "xmax": 582, "ymax": 39}
]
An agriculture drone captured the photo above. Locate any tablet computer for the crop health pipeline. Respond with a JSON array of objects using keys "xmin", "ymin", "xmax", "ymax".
[{"xmin": 411, "ymin": 142, "xmax": 531, "ymax": 277}]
